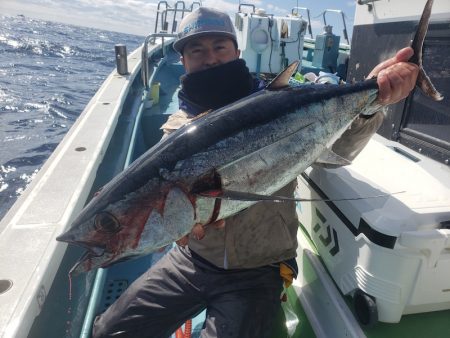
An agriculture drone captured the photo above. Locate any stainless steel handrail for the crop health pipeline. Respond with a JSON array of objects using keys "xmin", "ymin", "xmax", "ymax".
[
  {"xmin": 322, "ymin": 9, "xmax": 350, "ymax": 45},
  {"xmin": 141, "ymin": 33, "xmax": 177, "ymax": 89},
  {"xmin": 146, "ymin": 1, "xmax": 203, "ymax": 88},
  {"xmin": 153, "ymin": 0, "xmax": 203, "ymax": 34},
  {"xmin": 154, "ymin": 1, "xmax": 169, "ymax": 33},
  {"xmin": 238, "ymin": 3, "xmax": 255, "ymax": 13},
  {"xmin": 357, "ymin": 0, "xmax": 381, "ymax": 5},
  {"xmin": 172, "ymin": 1, "xmax": 187, "ymax": 33},
  {"xmin": 191, "ymin": 1, "xmax": 201, "ymax": 11},
  {"xmin": 291, "ymin": 6, "xmax": 313, "ymax": 39}
]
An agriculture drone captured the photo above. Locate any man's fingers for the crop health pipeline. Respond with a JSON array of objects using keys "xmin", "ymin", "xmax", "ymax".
[
  {"xmin": 176, "ymin": 235, "xmax": 189, "ymax": 247},
  {"xmin": 368, "ymin": 47, "xmax": 414, "ymax": 78},
  {"xmin": 376, "ymin": 72, "xmax": 392, "ymax": 104},
  {"xmin": 395, "ymin": 47, "xmax": 414, "ymax": 62},
  {"xmin": 368, "ymin": 57, "xmax": 398, "ymax": 79},
  {"xmin": 376, "ymin": 62, "xmax": 419, "ymax": 105},
  {"xmin": 211, "ymin": 219, "xmax": 225, "ymax": 229},
  {"xmin": 191, "ymin": 223, "xmax": 206, "ymax": 240},
  {"xmin": 176, "ymin": 220, "xmax": 226, "ymax": 247},
  {"xmin": 191, "ymin": 220, "xmax": 225, "ymax": 240}
]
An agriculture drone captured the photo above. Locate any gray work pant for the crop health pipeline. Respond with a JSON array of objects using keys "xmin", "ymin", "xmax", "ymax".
[{"xmin": 92, "ymin": 245, "xmax": 284, "ymax": 338}]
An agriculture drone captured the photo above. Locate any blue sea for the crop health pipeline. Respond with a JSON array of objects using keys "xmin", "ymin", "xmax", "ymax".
[{"xmin": 0, "ymin": 15, "xmax": 143, "ymax": 221}]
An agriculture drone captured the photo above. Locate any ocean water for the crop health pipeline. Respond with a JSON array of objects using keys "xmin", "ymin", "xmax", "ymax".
[{"xmin": 0, "ymin": 15, "xmax": 143, "ymax": 221}]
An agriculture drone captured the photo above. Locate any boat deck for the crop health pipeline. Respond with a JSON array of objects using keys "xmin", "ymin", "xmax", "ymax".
[{"xmin": 295, "ymin": 222, "xmax": 450, "ymax": 338}]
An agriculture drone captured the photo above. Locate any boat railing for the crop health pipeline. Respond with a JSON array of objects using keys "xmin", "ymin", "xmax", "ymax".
[
  {"xmin": 141, "ymin": 32, "xmax": 177, "ymax": 90},
  {"xmin": 154, "ymin": 1, "xmax": 169, "ymax": 33},
  {"xmin": 292, "ymin": 6, "xmax": 313, "ymax": 39},
  {"xmin": 322, "ymin": 9, "xmax": 350, "ymax": 45},
  {"xmin": 238, "ymin": 3, "xmax": 255, "ymax": 13},
  {"xmin": 154, "ymin": 0, "xmax": 202, "ymax": 34},
  {"xmin": 145, "ymin": 1, "xmax": 202, "ymax": 89},
  {"xmin": 357, "ymin": 0, "xmax": 381, "ymax": 5}
]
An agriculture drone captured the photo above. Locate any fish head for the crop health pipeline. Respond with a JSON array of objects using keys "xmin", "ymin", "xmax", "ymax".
[
  {"xmin": 57, "ymin": 182, "xmax": 197, "ymax": 275},
  {"xmin": 56, "ymin": 185, "xmax": 160, "ymax": 274}
]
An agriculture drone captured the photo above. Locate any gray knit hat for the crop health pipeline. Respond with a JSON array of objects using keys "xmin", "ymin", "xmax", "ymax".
[{"xmin": 173, "ymin": 7, "xmax": 237, "ymax": 53}]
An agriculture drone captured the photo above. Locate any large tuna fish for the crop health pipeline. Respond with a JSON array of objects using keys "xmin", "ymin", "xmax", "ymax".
[{"xmin": 57, "ymin": 0, "xmax": 442, "ymax": 274}]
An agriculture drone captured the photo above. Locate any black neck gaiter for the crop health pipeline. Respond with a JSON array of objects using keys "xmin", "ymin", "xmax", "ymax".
[{"xmin": 179, "ymin": 59, "xmax": 254, "ymax": 112}]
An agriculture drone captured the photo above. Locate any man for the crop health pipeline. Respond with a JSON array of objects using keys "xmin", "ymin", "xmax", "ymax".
[{"xmin": 93, "ymin": 7, "xmax": 418, "ymax": 338}]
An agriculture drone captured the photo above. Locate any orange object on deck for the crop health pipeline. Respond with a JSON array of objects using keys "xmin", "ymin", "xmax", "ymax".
[{"xmin": 175, "ymin": 319, "xmax": 192, "ymax": 338}]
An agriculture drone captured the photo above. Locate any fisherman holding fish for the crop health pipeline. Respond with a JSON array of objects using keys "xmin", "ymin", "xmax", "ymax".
[{"xmin": 91, "ymin": 7, "xmax": 420, "ymax": 338}]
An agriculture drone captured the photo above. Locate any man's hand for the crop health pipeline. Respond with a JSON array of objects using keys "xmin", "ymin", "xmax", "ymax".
[
  {"xmin": 175, "ymin": 219, "xmax": 226, "ymax": 247},
  {"xmin": 367, "ymin": 47, "xmax": 419, "ymax": 105}
]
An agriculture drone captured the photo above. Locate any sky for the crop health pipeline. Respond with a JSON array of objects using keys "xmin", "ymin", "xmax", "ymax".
[{"xmin": 0, "ymin": 0, "xmax": 356, "ymax": 40}]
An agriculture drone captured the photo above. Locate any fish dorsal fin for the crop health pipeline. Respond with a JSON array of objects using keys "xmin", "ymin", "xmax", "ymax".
[
  {"xmin": 315, "ymin": 149, "xmax": 352, "ymax": 167},
  {"xmin": 266, "ymin": 61, "xmax": 300, "ymax": 90}
]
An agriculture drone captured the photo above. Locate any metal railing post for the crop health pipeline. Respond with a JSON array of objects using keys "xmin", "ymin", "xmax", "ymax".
[
  {"xmin": 154, "ymin": 1, "xmax": 169, "ymax": 33},
  {"xmin": 292, "ymin": 7, "xmax": 313, "ymax": 39},
  {"xmin": 141, "ymin": 33, "xmax": 178, "ymax": 90}
]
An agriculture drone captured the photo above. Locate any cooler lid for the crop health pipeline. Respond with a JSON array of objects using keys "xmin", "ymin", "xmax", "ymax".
[{"xmin": 307, "ymin": 134, "xmax": 450, "ymax": 237}]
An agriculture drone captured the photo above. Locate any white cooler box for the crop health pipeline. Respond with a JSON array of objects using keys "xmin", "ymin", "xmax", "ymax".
[{"xmin": 295, "ymin": 134, "xmax": 450, "ymax": 324}]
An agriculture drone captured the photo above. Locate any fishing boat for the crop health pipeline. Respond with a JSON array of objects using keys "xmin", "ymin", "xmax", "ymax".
[{"xmin": 0, "ymin": 1, "xmax": 449, "ymax": 337}]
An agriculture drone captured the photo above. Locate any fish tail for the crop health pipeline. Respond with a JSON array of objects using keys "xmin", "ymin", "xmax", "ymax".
[{"xmin": 410, "ymin": 0, "xmax": 443, "ymax": 101}]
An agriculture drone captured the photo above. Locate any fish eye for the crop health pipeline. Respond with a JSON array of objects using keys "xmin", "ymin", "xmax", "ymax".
[{"xmin": 94, "ymin": 212, "xmax": 121, "ymax": 233}]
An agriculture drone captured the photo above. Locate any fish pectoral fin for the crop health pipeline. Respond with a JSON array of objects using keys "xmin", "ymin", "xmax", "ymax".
[
  {"xmin": 163, "ymin": 187, "xmax": 195, "ymax": 238},
  {"xmin": 314, "ymin": 149, "xmax": 352, "ymax": 167},
  {"xmin": 266, "ymin": 61, "xmax": 300, "ymax": 90},
  {"xmin": 197, "ymin": 189, "xmax": 404, "ymax": 203}
]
